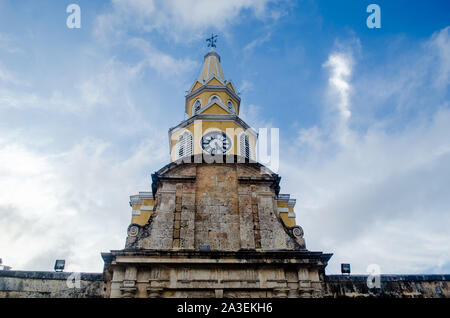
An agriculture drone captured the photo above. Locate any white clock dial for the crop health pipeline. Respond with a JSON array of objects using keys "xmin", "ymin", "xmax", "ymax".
[{"xmin": 201, "ymin": 131, "xmax": 232, "ymax": 155}]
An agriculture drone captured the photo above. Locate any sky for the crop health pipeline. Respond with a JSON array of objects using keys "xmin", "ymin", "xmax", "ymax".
[{"xmin": 0, "ymin": 0, "xmax": 449, "ymax": 275}]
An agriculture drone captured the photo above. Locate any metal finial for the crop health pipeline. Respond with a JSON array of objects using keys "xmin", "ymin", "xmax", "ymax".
[{"xmin": 206, "ymin": 33, "xmax": 218, "ymax": 48}]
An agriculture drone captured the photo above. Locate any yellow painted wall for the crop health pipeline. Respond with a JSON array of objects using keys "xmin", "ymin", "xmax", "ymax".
[
  {"xmin": 226, "ymin": 82, "xmax": 236, "ymax": 92},
  {"xmin": 279, "ymin": 212, "xmax": 296, "ymax": 227},
  {"xmin": 191, "ymin": 81, "xmax": 203, "ymax": 92},
  {"xmin": 203, "ymin": 104, "xmax": 229, "ymax": 115},
  {"xmin": 130, "ymin": 191, "xmax": 296, "ymax": 228},
  {"xmin": 186, "ymin": 90, "xmax": 238, "ymax": 116},
  {"xmin": 206, "ymin": 77, "xmax": 223, "ymax": 86},
  {"xmin": 277, "ymin": 201, "xmax": 296, "ymax": 227},
  {"xmin": 131, "ymin": 199, "xmax": 154, "ymax": 226}
]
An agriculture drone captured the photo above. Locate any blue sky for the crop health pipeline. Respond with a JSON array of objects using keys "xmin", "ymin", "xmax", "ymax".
[{"xmin": 0, "ymin": 0, "xmax": 449, "ymax": 274}]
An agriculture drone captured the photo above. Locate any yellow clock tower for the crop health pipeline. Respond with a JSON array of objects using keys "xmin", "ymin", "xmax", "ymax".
[
  {"xmin": 101, "ymin": 36, "xmax": 332, "ymax": 298},
  {"xmin": 169, "ymin": 44, "xmax": 257, "ymax": 162}
]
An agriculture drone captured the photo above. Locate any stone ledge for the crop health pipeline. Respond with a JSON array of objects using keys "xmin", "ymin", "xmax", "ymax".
[
  {"xmin": 102, "ymin": 249, "xmax": 333, "ymax": 266},
  {"xmin": 326, "ymin": 274, "xmax": 450, "ymax": 282},
  {"xmin": 0, "ymin": 270, "xmax": 104, "ymax": 281}
]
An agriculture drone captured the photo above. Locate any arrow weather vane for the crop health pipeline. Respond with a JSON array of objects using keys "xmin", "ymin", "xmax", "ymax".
[{"xmin": 206, "ymin": 33, "xmax": 218, "ymax": 48}]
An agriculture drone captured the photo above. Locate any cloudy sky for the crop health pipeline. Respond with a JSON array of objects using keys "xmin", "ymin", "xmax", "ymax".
[{"xmin": 0, "ymin": 0, "xmax": 449, "ymax": 274}]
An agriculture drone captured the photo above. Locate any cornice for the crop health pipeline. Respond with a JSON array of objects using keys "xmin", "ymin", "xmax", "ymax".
[
  {"xmin": 186, "ymin": 84, "xmax": 241, "ymax": 104},
  {"xmin": 168, "ymin": 114, "xmax": 258, "ymax": 138}
]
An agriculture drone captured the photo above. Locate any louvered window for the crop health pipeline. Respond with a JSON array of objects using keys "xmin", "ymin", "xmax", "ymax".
[
  {"xmin": 176, "ymin": 131, "xmax": 193, "ymax": 159},
  {"xmin": 240, "ymin": 134, "xmax": 251, "ymax": 159}
]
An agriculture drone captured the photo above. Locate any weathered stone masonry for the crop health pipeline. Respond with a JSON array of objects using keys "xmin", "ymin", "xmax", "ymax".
[
  {"xmin": 325, "ymin": 274, "xmax": 450, "ymax": 298},
  {"xmin": 125, "ymin": 160, "xmax": 305, "ymax": 252},
  {"xmin": 0, "ymin": 271, "xmax": 105, "ymax": 298},
  {"xmin": 2, "ymin": 271, "xmax": 448, "ymax": 298},
  {"xmin": 101, "ymin": 158, "xmax": 326, "ymax": 298}
]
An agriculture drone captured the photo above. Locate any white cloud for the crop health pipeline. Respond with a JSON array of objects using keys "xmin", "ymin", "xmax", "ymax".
[
  {"xmin": 240, "ymin": 103, "xmax": 273, "ymax": 130},
  {"xmin": 0, "ymin": 63, "xmax": 22, "ymax": 85},
  {"xmin": 0, "ymin": 19, "xmax": 183, "ymax": 272},
  {"xmin": 127, "ymin": 38, "xmax": 198, "ymax": 79},
  {"xmin": 283, "ymin": 108, "xmax": 450, "ymax": 275},
  {"xmin": 280, "ymin": 27, "xmax": 450, "ymax": 275},
  {"xmin": 0, "ymin": 134, "xmax": 168, "ymax": 272},
  {"xmin": 244, "ymin": 31, "xmax": 273, "ymax": 54},
  {"xmin": 297, "ymin": 126, "xmax": 324, "ymax": 151},
  {"xmin": 427, "ymin": 26, "xmax": 450, "ymax": 89},
  {"xmin": 0, "ymin": 33, "xmax": 24, "ymax": 55},
  {"xmin": 77, "ymin": 58, "xmax": 145, "ymax": 109},
  {"xmin": 0, "ymin": 88, "xmax": 79, "ymax": 113},
  {"xmin": 323, "ymin": 51, "xmax": 354, "ymax": 146},
  {"xmin": 0, "ymin": 56, "xmax": 146, "ymax": 116},
  {"xmin": 239, "ymin": 80, "xmax": 255, "ymax": 94},
  {"xmin": 95, "ymin": 0, "xmax": 278, "ymax": 41}
]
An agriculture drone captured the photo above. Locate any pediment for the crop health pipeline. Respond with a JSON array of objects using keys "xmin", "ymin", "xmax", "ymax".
[
  {"xmin": 156, "ymin": 158, "xmax": 275, "ymax": 180},
  {"xmin": 198, "ymin": 100, "xmax": 233, "ymax": 115},
  {"xmin": 206, "ymin": 76, "xmax": 225, "ymax": 86},
  {"xmin": 226, "ymin": 81, "xmax": 236, "ymax": 92},
  {"xmin": 158, "ymin": 162, "xmax": 197, "ymax": 178},
  {"xmin": 202, "ymin": 104, "xmax": 230, "ymax": 115},
  {"xmin": 188, "ymin": 80, "xmax": 203, "ymax": 93},
  {"xmin": 237, "ymin": 164, "xmax": 273, "ymax": 178}
]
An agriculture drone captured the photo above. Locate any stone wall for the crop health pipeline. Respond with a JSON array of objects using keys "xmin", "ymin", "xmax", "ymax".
[
  {"xmin": 324, "ymin": 275, "xmax": 449, "ymax": 298},
  {"xmin": 127, "ymin": 161, "xmax": 303, "ymax": 252},
  {"xmin": 107, "ymin": 160, "xmax": 330, "ymax": 298},
  {"xmin": 0, "ymin": 270, "xmax": 105, "ymax": 298},
  {"xmin": 2, "ymin": 270, "xmax": 449, "ymax": 298},
  {"xmin": 102, "ymin": 250, "xmax": 331, "ymax": 298}
]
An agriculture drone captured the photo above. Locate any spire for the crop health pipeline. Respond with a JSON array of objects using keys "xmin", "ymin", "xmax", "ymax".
[
  {"xmin": 185, "ymin": 33, "xmax": 240, "ymax": 117},
  {"xmin": 199, "ymin": 48, "xmax": 225, "ymax": 83},
  {"xmin": 199, "ymin": 34, "xmax": 225, "ymax": 84}
]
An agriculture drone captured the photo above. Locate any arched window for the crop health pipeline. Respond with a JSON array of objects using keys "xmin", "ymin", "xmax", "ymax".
[
  {"xmin": 209, "ymin": 95, "xmax": 221, "ymax": 105},
  {"xmin": 193, "ymin": 100, "xmax": 202, "ymax": 115},
  {"xmin": 176, "ymin": 131, "xmax": 193, "ymax": 160},
  {"xmin": 239, "ymin": 133, "xmax": 251, "ymax": 159},
  {"xmin": 227, "ymin": 100, "xmax": 234, "ymax": 113}
]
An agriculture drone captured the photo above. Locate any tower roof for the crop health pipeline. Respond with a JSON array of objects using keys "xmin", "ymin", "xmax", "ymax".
[
  {"xmin": 199, "ymin": 48, "xmax": 225, "ymax": 84},
  {"xmin": 185, "ymin": 37, "xmax": 240, "ymax": 117}
]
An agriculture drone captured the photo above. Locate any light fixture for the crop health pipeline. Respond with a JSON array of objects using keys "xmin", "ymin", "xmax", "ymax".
[
  {"xmin": 341, "ymin": 263, "xmax": 351, "ymax": 275},
  {"xmin": 54, "ymin": 260, "xmax": 65, "ymax": 272}
]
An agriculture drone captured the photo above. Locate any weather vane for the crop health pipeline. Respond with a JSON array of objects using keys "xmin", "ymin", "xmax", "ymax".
[{"xmin": 206, "ymin": 33, "xmax": 218, "ymax": 48}]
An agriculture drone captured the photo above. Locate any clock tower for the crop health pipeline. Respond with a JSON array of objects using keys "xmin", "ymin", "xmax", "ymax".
[
  {"xmin": 169, "ymin": 46, "xmax": 256, "ymax": 162},
  {"xmin": 101, "ymin": 37, "xmax": 332, "ymax": 298}
]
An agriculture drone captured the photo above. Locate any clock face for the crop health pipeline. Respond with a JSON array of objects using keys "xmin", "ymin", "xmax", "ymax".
[{"xmin": 201, "ymin": 131, "xmax": 232, "ymax": 155}]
